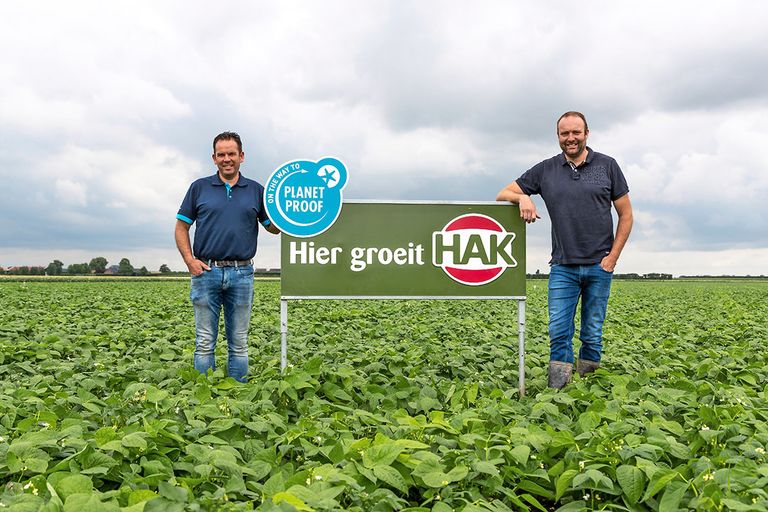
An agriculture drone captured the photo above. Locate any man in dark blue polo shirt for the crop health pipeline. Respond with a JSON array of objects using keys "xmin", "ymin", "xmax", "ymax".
[
  {"xmin": 497, "ymin": 112, "xmax": 633, "ymax": 389},
  {"xmin": 175, "ymin": 131, "xmax": 279, "ymax": 382}
]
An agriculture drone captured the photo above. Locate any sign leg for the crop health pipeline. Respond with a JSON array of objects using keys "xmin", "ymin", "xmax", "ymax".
[
  {"xmin": 518, "ymin": 299, "xmax": 526, "ymax": 398},
  {"xmin": 280, "ymin": 299, "xmax": 288, "ymax": 373}
]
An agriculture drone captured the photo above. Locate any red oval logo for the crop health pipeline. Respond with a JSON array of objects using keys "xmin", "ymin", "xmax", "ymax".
[{"xmin": 432, "ymin": 214, "xmax": 516, "ymax": 286}]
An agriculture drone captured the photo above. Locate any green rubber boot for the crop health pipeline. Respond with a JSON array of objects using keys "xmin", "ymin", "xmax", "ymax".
[{"xmin": 548, "ymin": 361, "xmax": 573, "ymax": 390}]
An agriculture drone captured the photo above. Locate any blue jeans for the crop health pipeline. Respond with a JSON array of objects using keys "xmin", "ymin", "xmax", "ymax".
[
  {"xmin": 190, "ymin": 265, "xmax": 254, "ymax": 382},
  {"xmin": 548, "ymin": 263, "xmax": 613, "ymax": 364}
]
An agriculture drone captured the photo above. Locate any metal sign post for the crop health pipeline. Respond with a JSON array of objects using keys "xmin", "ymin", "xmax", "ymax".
[{"xmin": 278, "ymin": 201, "xmax": 528, "ymax": 397}]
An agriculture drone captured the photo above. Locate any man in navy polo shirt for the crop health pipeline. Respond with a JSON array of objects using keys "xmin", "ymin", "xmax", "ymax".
[
  {"xmin": 497, "ymin": 112, "xmax": 633, "ymax": 389},
  {"xmin": 175, "ymin": 131, "xmax": 279, "ymax": 382}
]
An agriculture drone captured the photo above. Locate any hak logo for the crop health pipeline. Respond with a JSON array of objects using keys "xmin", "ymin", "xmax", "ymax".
[{"xmin": 432, "ymin": 214, "xmax": 517, "ymax": 286}]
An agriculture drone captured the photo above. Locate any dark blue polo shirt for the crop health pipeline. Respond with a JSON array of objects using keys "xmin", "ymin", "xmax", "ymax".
[
  {"xmin": 516, "ymin": 148, "xmax": 629, "ymax": 265},
  {"xmin": 177, "ymin": 173, "xmax": 271, "ymax": 261}
]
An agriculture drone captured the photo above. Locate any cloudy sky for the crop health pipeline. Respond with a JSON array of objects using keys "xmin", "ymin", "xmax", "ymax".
[{"xmin": 2, "ymin": 1, "xmax": 766, "ymax": 276}]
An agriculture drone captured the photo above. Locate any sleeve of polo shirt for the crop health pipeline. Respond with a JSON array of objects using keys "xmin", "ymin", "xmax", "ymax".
[
  {"xmin": 176, "ymin": 183, "xmax": 197, "ymax": 225},
  {"xmin": 515, "ymin": 162, "xmax": 543, "ymax": 196},
  {"xmin": 609, "ymin": 159, "xmax": 630, "ymax": 201},
  {"xmin": 256, "ymin": 192, "xmax": 271, "ymax": 227}
]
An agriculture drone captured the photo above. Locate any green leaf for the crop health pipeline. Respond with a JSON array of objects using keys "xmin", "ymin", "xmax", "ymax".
[
  {"xmin": 509, "ymin": 445, "xmax": 531, "ymax": 465},
  {"xmin": 521, "ymin": 493, "xmax": 549, "ymax": 512},
  {"xmin": 721, "ymin": 498, "xmax": 762, "ymax": 511},
  {"xmin": 642, "ymin": 469, "xmax": 678, "ymax": 502},
  {"xmin": 659, "ymin": 480, "xmax": 688, "ymax": 512},
  {"xmin": 554, "ymin": 501, "xmax": 587, "ymax": 511},
  {"xmin": 144, "ymin": 386, "xmax": 168, "ymax": 403},
  {"xmin": 393, "ymin": 439, "xmax": 430, "ymax": 450},
  {"xmin": 207, "ymin": 418, "xmax": 237, "ymax": 432},
  {"xmin": 373, "ymin": 465, "xmax": 408, "ymax": 493},
  {"xmin": 272, "ymin": 492, "xmax": 314, "ymax": 511},
  {"xmin": 120, "ymin": 502, "xmax": 147, "ymax": 512},
  {"xmin": 25, "ymin": 457, "xmax": 50, "ymax": 473},
  {"xmin": 63, "ymin": 492, "xmax": 119, "ymax": 512},
  {"xmin": 466, "ymin": 383, "xmax": 479, "ymax": 404},
  {"xmin": 555, "ymin": 469, "xmax": 578, "ymax": 500},
  {"xmin": 517, "ymin": 479, "xmax": 555, "ymax": 500},
  {"xmin": 446, "ymin": 464, "xmax": 469, "ymax": 482},
  {"xmin": 363, "ymin": 443, "xmax": 404, "ymax": 469},
  {"xmin": 474, "ymin": 460, "xmax": 500, "ymax": 476},
  {"xmin": 121, "ymin": 433, "xmax": 147, "ymax": 451},
  {"xmin": 578, "ymin": 411, "xmax": 601, "ymax": 432},
  {"xmin": 157, "ymin": 482, "xmax": 188, "ymax": 503},
  {"xmin": 127, "ymin": 489, "xmax": 159, "ymax": 506},
  {"xmin": 262, "ymin": 472, "xmax": 286, "ymax": 497},
  {"xmin": 420, "ymin": 465, "xmax": 467, "ymax": 488},
  {"xmin": 143, "ymin": 497, "xmax": 186, "ymax": 512},
  {"xmin": 616, "ymin": 465, "xmax": 645, "ymax": 504},
  {"xmin": 421, "ymin": 471, "xmax": 449, "ymax": 488},
  {"xmin": 54, "ymin": 474, "xmax": 93, "ymax": 501},
  {"xmin": 247, "ymin": 460, "xmax": 273, "ymax": 481},
  {"xmin": 572, "ymin": 472, "xmax": 590, "ymax": 489}
]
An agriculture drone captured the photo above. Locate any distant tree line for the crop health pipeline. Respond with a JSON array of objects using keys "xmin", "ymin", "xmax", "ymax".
[
  {"xmin": 527, "ymin": 271, "xmax": 675, "ymax": 280},
  {"xmin": 1, "ymin": 257, "xmax": 174, "ymax": 276}
]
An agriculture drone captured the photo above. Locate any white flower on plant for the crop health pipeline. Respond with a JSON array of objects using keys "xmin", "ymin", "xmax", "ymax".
[
  {"xmin": 703, "ymin": 473, "xmax": 714, "ymax": 481},
  {"xmin": 701, "ymin": 425, "xmax": 710, "ymax": 431},
  {"xmin": 756, "ymin": 447, "xmax": 765, "ymax": 455},
  {"xmin": 314, "ymin": 475, "xmax": 322, "ymax": 481},
  {"xmin": 579, "ymin": 461, "xmax": 585, "ymax": 470},
  {"xmin": 583, "ymin": 493, "xmax": 590, "ymax": 500}
]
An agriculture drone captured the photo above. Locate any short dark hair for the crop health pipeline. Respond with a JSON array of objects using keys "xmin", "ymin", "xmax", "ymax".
[
  {"xmin": 213, "ymin": 131, "xmax": 243, "ymax": 153},
  {"xmin": 556, "ymin": 111, "xmax": 589, "ymax": 133}
]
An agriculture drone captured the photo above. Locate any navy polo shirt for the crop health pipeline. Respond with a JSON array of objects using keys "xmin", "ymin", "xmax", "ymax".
[
  {"xmin": 516, "ymin": 148, "xmax": 629, "ymax": 265},
  {"xmin": 176, "ymin": 173, "xmax": 271, "ymax": 261}
]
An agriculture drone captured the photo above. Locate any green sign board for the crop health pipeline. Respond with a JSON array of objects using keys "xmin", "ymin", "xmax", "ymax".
[{"xmin": 281, "ymin": 201, "xmax": 525, "ymax": 297}]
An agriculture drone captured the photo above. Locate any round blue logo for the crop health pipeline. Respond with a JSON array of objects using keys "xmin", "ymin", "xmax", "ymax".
[{"xmin": 264, "ymin": 157, "xmax": 348, "ymax": 237}]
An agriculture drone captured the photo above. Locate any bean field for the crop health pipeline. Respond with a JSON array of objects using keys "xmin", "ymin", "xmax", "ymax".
[{"xmin": 0, "ymin": 279, "xmax": 767, "ymax": 511}]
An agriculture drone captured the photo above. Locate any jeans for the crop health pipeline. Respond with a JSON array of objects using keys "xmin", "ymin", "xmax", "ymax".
[
  {"xmin": 548, "ymin": 263, "xmax": 613, "ymax": 364},
  {"xmin": 190, "ymin": 265, "xmax": 254, "ymax": 382}
]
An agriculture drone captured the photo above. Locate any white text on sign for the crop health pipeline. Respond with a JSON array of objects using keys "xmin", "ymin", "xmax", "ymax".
[
  {"xmin": 289, "ymin": 241, "xmax": 425, "ymax": 271},
  {"xmin": 283, "ymin": 186, "xmax": 325, "ymax": 213}
]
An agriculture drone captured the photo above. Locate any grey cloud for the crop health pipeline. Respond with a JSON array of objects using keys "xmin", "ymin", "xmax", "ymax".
[{"xmin": 654, "ymin": 50, "xmax": 768, "ymax": 111}]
